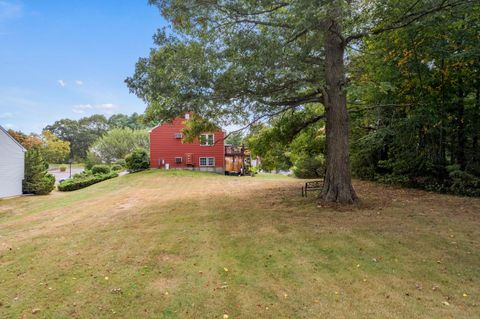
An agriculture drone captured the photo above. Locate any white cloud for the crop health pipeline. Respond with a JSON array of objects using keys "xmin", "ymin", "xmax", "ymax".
[
  {"xmin": 0, "ymin": 112, "xmax": 13, "ymax": 119},
  {"xmin": 72, "ymin": 103, "xmax": 118, "ymax": 115},
  {"xmin": 3, "ymin": 123, "xmax": 15, "ymax": 129},
  {"xmin": 96, "ymin": 103, "xmax": 116, "ymax": 110},
  {"xmin": 57, "ymin": 79, "xmax": 66, "ymax": 87},
  {"xmin": 0, "ymin": 1, "xmax": 23, "ymax": 21},
  {"xmin": 75, "ymin": 80, "xmax": 83, "ymax": 86},
  {"xmin": 72, "ymin": 104, "xmax": 93, "ymax": 114}
]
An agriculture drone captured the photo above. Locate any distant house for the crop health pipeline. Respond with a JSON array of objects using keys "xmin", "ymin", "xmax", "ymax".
[
  {"xmin": 150, "ymin": 113, "xmax": 226, "ymax": 173},
  {"xmin": 150, "ymin": 113, "xmax": 252, "ymax": 175},
  {"xmin": 0, "ymin": 126, "xmax": 26, "ymax": 198}
]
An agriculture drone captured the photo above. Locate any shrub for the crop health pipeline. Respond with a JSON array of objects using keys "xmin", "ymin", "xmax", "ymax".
[
  {"xmin": 447, "ymin": 165, "xmax": 480, "ymax": 197},
  {"xmin": 125, "ymin": 148, "xmax": 150, "ymax": 172},
  {"xmin": 73, "ymin": 170, "xmax": 92, "ymax": 179},
  {"xmin": 115, "ymin": 159, "xmax": 126, "ymax": 167},
  {"xmin": 23, "ymin": 147, "xmax": 55, "ymax": 195},
  {"xmin": 111, "ymin": 164, "xmax": 124, "ymax": 172},
  {"xmin": 92, "ymin": 164, "xmax": 111, "ymax": 175},
  {"xmin": 58, "ymin": 172, "xmax": 118, "ymax": 192},
  {"xmin": 292, "ymin": 156, "xmax": 325, "ymax": 179},
  {"xmin": 59, "ymin": 164, "xmax": 68, "ymax": 172}
]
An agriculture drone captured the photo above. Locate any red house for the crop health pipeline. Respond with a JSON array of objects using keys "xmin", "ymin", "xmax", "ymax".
[{"xmin": 150, "ymin": 113, "xmax": 225, "ymax": 173}]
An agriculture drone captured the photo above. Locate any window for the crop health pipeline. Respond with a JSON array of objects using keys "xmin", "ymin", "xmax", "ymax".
[
  {"xmin": 175, "ymin": 157, "xmax": 182, "ymax": 164},
  {"xmin": 175, "ymin": 133, "xmax": 182, "ymax": 139},
  {"xmin": 199, "ymin": 157, "xmax": 215, "ymax": 166},
  {"xmin": 199, "ymin": 134, "xmax": 214, "ymax": 146},
  {"xmin": 185, "ymin": 113, "xmax": 190, "ymax": 119}
]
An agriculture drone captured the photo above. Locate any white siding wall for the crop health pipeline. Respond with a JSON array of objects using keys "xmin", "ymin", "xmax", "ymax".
[{"xmin": 0, "ymin": 130, "xmax": 25, "ymax": 198}]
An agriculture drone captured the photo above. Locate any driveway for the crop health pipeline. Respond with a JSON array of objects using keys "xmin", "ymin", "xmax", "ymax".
[{"xmin": 48, "ymin": 167, "xmax": 84, "ymax": 183}]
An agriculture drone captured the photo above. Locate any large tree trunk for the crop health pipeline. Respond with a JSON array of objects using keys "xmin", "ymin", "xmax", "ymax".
[{"xmin": 320, "ymin": 16, "xmax": 358, "ymax": 204}]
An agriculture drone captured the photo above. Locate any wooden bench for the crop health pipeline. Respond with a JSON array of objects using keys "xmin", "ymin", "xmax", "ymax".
[{"xmin": 302, "ymin": 180, "xmax": 323, "ymax": 197}]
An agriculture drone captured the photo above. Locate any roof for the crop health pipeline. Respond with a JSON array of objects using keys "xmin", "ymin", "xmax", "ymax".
[{"xmin": 0, "ymin": 125, "xmax": 27, "ymax": 152}]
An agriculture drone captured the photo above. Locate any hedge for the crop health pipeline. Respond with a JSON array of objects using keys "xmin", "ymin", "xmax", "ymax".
[
  {"xmin": 58, "ymin": 172, "xmax": 118, "ymax": 192},
  {"xmin": 111, "ymin": 164, "xmax": 124, "ymax": 172},
  {"xmin": 91, "ymin": 164, "xmax": 111, "ymax": 175}
]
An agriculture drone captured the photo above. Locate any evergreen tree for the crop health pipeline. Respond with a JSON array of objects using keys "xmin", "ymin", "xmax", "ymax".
[{"xmin": 23, "ymin": 147, "xmax": 55, "ymax": 195}]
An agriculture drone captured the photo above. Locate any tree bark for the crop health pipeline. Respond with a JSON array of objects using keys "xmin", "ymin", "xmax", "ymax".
[{"xmin": 319, "ymin": 15, "xmax": 358, "ymax": 204}]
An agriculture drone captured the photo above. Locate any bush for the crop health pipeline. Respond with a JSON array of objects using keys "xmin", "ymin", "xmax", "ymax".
[
  {"xmin": 73, "ymin": 170, "xmax": 92, "ymax": 179},
  {"xmin": 58, "ymin": 172, "xmax": 118, "ymax": 192},
  {"xmin": 125, "ymin": 148, "xmax": 150, "ymax": 172},
  {"xmin": 59, "ymin": 164, "xmax": 68, "ymax": 172},
  {"xmin": 23, "ymin": 147, "xmax": 55, "ymax": 195},
  {"xmin": 115, "ymin": 159, "xmax": 126, "ymax": 167},
  {"xmin": 92, "ymin": 164, "xmax": 111, "ymax": 175},
  {"xmin": 447, "ymin": 165, "xmax": 480, "ymax": 197},
  {"xmin": 292, "ymin": 156, "xmax": 325, "ymax": 178},
  {"xmin": 32, "ymin": 174, "xmax": 56, "ymax": 195},
  {"xmin": 111, "ymin": 164, "xmax": 124, "ymax": 172}
]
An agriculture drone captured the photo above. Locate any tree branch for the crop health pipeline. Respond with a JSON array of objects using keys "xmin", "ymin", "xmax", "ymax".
[{"xmin": 345, "ymin": 0, "xmax": 469, "ymax": 43}]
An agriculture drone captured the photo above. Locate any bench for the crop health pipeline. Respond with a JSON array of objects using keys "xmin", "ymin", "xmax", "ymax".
[{"xmin": 302, "ymin": 180, "xmax": 323, "ymax": 197}]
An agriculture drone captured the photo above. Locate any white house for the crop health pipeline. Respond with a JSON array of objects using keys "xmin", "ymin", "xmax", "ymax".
[{"xmin": 0, "ymin": 126, "xmax": 26, "ymax": 198}]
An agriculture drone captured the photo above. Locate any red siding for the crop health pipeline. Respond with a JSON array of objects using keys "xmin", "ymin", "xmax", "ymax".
[{"xmin": 150, "ymin": 116, "xmax": 225, "ymax": 171}]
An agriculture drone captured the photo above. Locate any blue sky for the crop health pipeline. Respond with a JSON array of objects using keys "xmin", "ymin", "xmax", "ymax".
[{"xmin": 0, "ymin": 0, "xmax": 166, "ymax": 133}]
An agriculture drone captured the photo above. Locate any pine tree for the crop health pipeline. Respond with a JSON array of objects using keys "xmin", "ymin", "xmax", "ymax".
[{"xmin": 23, "ymin": 147, "xmax": 55, "ymax": 195}]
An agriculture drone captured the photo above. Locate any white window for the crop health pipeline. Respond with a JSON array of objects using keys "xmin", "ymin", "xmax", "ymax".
[
  {"xmin": 199, "ymin": 157, "xmax": 215, "ymax": 166},
  {"xmin": 175, "ymin": 157, "xmax": 182, "ymax": 164},
  {"xmin": 199, "ymin": 134, "xmax": 214, "ymax": 146},
  {"xmin": 185, "ymin": 113, "xmax": 190, "ymax": 119}
]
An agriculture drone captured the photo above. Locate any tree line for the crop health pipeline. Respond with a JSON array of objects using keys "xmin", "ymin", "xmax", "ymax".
[{"xmin": 9, "ymin": 112, "xmax": 149, "ymax": 163}]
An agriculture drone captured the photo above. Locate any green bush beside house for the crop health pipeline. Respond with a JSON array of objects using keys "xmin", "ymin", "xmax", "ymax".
[{"xmin": 23, "ymin": 147, "xmax": 55, "ymax": 195}]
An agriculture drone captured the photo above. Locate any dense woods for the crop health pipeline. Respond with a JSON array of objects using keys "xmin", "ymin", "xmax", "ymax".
[{"xmin": 349, "ymin": 3, "xmax": 480, "ymax": 196}]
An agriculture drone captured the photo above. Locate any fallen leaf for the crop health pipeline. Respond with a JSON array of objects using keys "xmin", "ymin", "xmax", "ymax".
[
  {"xmin": 442, "ymin": 301, "xmax": 450, "ymax": 306},
  {"xmin": 223, "ymin": 314, "xmax": 229, "ymax": 319},
  {"xmin": 104, "ymin": 276, "xmax": 109, "ymax": 281},
  {"xmin": 463, "ymin": 293, "xmax": 468, "ymax": 297},
  {"xmin": 32, "ymin": 308, "xmax": 40, "ymax": 314},
  {"xmin": 224, "ymin": 268, "xmax": 229, "ymax": 272}
]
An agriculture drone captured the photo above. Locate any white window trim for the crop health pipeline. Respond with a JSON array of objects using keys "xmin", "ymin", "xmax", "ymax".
[
  {"xmin": 199, "ymin": 133, "xmax": 214, "ymax": 146},
  {"xmin": 199, "ymin": 157, "xmax": 215, "ymax": 167},
  {"xmin": 175, "ymin": 156, "xmax": 182, "ymax": 163}
]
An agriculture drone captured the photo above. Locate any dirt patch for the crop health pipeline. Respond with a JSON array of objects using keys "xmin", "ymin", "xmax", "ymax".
[
  {"xmin": 157, "ymin": 252, "xmax": 182, "ymax": 264},
  {"xmin": 148, "ymin": 277, "xmax": 177, "ymax": 292}
]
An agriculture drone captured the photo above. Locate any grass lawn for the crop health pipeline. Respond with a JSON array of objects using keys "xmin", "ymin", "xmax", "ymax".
[{"xmin": 0, "ymin": 170, "xmax": 479, "ymax": 318}]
